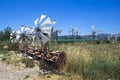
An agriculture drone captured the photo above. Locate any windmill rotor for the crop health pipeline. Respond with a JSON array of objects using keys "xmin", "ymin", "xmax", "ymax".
[
  {"xmin": 91, "ymin": 25, "xmax": 95, "ymax": 31},
  {"xmin": 10, "ymin": 30, "xmax": 21, "ymax": 43},
  {"xmin": 39, "ymin": 14, "xmax": 47, "ymax": 23},
  {"xmin": 32, "ymin": 14, "xmax": 56, "ymax": 47},
  {"xmin": 87, "ymin": 25, "xmax": 103, "ymax": 40},
  {"xmin": 10, "ymin": 14, "xmax": 56, "ymax": 48},
  {"xmin": 17, "ymin": 26, "xmax": 33, "ymax": 44},
  {"xmin": 10, "ymin": 31, "xmax": 17, "ymax": 43}
]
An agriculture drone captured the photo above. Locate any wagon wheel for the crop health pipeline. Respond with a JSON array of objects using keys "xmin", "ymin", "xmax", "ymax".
[{"xmin": 56, "ymin": 51, "xmax": 67, "ymax": 72}]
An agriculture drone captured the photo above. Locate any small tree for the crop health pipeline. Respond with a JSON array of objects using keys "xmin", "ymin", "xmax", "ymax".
[
  {"xmin": 4, "ymin": 26, "xmax": 12, "ymax": 40},
  {"xmin": 0, "ymin": 31, "xmax": 4, "ymax": 41},
  {"xmin": 0, "ymin": 26, "xmax": 12, "ymax": 41}
]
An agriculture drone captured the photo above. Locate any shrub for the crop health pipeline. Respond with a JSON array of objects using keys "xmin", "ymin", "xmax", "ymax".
[
  {"xmin": 21, "ymin": 58, "xmax": 35, "ymax": 68},
  {"xmin": 0, "ymin": 40, "xmax": 19, "ymax": 51},
  {"xmin": 2, "ymin": 57, "xmax": 7, "ymax": 61},
  {"xmin": 95, "ymin": 40, "xmax": 100, "ymax": 44}
]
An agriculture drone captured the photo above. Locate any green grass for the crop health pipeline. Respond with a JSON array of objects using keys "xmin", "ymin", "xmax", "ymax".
[
  {"xmin": 49, "ymin": 42, "xmax": 120, "ymax": 80},
  {"xmin": 0, "ymin": 50, "xmax": 9, "ymax": 56},
  {"xmin": 21, "ymin": 58, "xmax": 35, "ymax": 68},
  {"xmin": 1, "ymin": 40, "xmax": 120, "ymax": 80}
]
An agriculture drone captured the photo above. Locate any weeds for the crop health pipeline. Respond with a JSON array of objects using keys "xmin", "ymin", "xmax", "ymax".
[
  {"xmin": 0, "ymin": 41, "xmax": 120, "ymax": 80},
  {"xmin": 51, "ymin": 42, "xmax": 120, "ymax": 80},
  {"xmin": 21, "ymin": 58, "xmax": 35, "ymax": 68}
]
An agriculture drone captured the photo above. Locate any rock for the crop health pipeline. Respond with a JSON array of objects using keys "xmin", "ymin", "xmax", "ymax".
[{"xmin": 3, "ymin": 45, "xmax": 9, "ymax": 50}]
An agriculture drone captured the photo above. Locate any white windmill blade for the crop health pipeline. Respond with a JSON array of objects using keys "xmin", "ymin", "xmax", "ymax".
[
  {"xmin": 16, "ymin": 34, "xmax": 20, "ymax": 42},
  {"xmin": 34, "ymin": 18, "xmax": 39, "ymax": 27},
  {"xmin": 52, "ymin": 21, "xmax": 56, "ymax": 25},
  {"xmin": 36, "ymin": 34, "xmax": 42, "ymax": 47},
  {"xmin": 11, "ymin": 39, "xmax": 14, "ymax": 43},
  {"xmin": 41, "ymin": 17, "xmax": 52, "ymax": 27},
  {"xmin": 24, "ymin": 26, "xmax": 32, "ymax": 34},
  {"xmin": 29, "ymin": 28, "xmax": 35, "ymax": 34},
  {"xmin": 10, "ymin": 33, "xmax": 14, "ymax": 43},
  {"xmin": 39, "ymin": 32, "xmax": 50, "ymax": 45},
  {"xmin": 25, "ymin": 36, "xmax": 31, "ymax": 44},
  {"xmin": 28, "ymin": 27, "xmax": 35, "ymax": 35},
  {"xmin": 24, "ymin": 26, "xmax": 30, "ymax": 31},
  {"xmin": 10, "ymin": 33, "xmax": 12, "ymax": 36},
  {"xmin": 42, "ymin": 26, "xmax": 53, "ymax": 38},
  {"xmin": 91, "ymin": 25, "xmax": 95, "ymax": 31},
  {"xmin": 32, "ymin": 32, "xmax": 42, "ymax": 47},
  {"xmin": 39, "ymin": 14, "xmax": 47, "ymax": 23},
  {"xmin": 15, "ymin": 30, "xmax": 21, "ymax": 35},
  {"xmin": 10, "ymin": 31, "xmax": 17, "ymax": 43},
  {"xmin": 31, "ymin": 35, "xmax": 36, "ymax": 46},
  {"xmin": 20, "ymin": 26, "xmax": 26, "ymax": 33}
]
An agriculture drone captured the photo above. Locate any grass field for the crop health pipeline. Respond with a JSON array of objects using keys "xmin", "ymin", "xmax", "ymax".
[
  {"xmin": 48, "ymin": 42, "xmax": 120, "ymax": 80},
  {"xmin": 0, "ymin": 42, "xmax": 120, "ymax": 80}
]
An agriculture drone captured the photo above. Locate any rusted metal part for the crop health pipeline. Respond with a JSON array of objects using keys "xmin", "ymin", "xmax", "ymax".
[{"xmin": 19, "ymin": 47, "xmax": 67, "ymax": 72}]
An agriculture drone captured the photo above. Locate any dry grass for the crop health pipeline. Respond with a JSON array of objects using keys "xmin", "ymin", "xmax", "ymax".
[
  {"xmin": 48, "ymin": 42, "xmax": 120, "ymax": 80},
  {"xmin": 1, "ymin": 42, "xmax": 120, "ymax": 80}
]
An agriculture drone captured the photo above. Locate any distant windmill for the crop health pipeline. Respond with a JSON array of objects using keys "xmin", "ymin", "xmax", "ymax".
[
  {"xmin": 52, "ymin": 30, "xmax": 62, "ymax": 40},
  {"xmin": 69, "ymin": 25, "xmax": 75, "ymax": 39},
  {"xmin": 17, "ymin": 26, "xmax": 32, "ymax": 44},
  {"xmin": 74, "ymin": 27, "xmax": 81, "ymax": 38},
  {"xmin": 87, "ymin": 25, "xmax": 102, "ymax": 41},
  {"xmin": 10, "ymin": 30, "xmax": 21, "ymax": 43},
  {"xmin": 91, "ymin": 25, "xmax": 96, "ymax": 41},
  {"xmin": 107, "ymin": 33, "xmax": 117, "ymax": 43},
  {"xmin": 69, "ymin": 25, "xmax": 80, "ymax": 39},
  {"xmin": 10, "ymin": 31, "xmax": 17, "ymax": 43},
  {"xmin": 10, "ymin": 25, "xmax": 34, "ymax": 53}
]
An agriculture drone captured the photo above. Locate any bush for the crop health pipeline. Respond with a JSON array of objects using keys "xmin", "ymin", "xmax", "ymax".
[
  {"xmin": 2, "ymin": 57, "xmax": 7, "ymax": 61},
  {"xmin": 21, "ymin": 58, "xmax": 35, "ymax": 68},
  {"xmin": 0, "ymin": 40, "xmax": 19, "ymax": 51},
  {"xmin": 0, "ymin": 41, "xmax": 4, "ymax": 50},
  {"xmin": 106, "ymin": 40, "xmax": 110, "ymax": 44},
  {"xmin": 95, "ymin": 40, "xmax": 100, "ymax": 44}
]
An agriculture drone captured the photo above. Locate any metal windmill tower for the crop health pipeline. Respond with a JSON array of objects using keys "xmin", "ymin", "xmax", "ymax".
[
  {"xmin": 88, "ymin": 25, "xmax": 102, "ymax": 41},
  {"xmin": 91, "ymin": 25, "xmax": 96, "ymax": 41}
]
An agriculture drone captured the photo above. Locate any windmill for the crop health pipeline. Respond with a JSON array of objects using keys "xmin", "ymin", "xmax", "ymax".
[
  {"xmin": 17, "ymin": 25, "xmax": 32, "ymax": 44},
  {"xmin": 10, "ymin": 31, "xmax": 17, "ymax": 43},
  {"xmin": 91, "ymin": 25, "xmax": 96, "ymax": 41},
  {"xmin": 52, "ymin": 30, "xmax": 62, "ymax": 40},
  {"xmin": 32, "ymin": 14, "xmax": 56, "ymax": 49},
  {"xmin": 10, "ymin": 29, "xmax": 23, "ymax": 43},
  {"xmin": 69, "ymin": 25, "xmax": 75, "ymax": 39},
  {"xmin": 107, "ymin": 33, "xmax": 118, "ymax": 43},
  {"xmin": 87, "ymin": 25, "xmax": 102, "ymax": 41},
  {"xmin": 74, "ymin": 27, "xmax": 81, "ymax": 39},
  {"xmin": 10, "ymin": 31, "xmax": 20, "ymax": 50},
  {"xmin": 69, "ymin": 25, "xmax": 80, "ymax": 39},
  {"xmin": 10, "ymin": 25, "xmax": 33, "ymax": 52}
]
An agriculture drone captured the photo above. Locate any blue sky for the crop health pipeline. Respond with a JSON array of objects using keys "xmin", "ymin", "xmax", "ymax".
[{"xmin": 0, "ymin": 0, "xmax": 120, "ymax": 35}]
